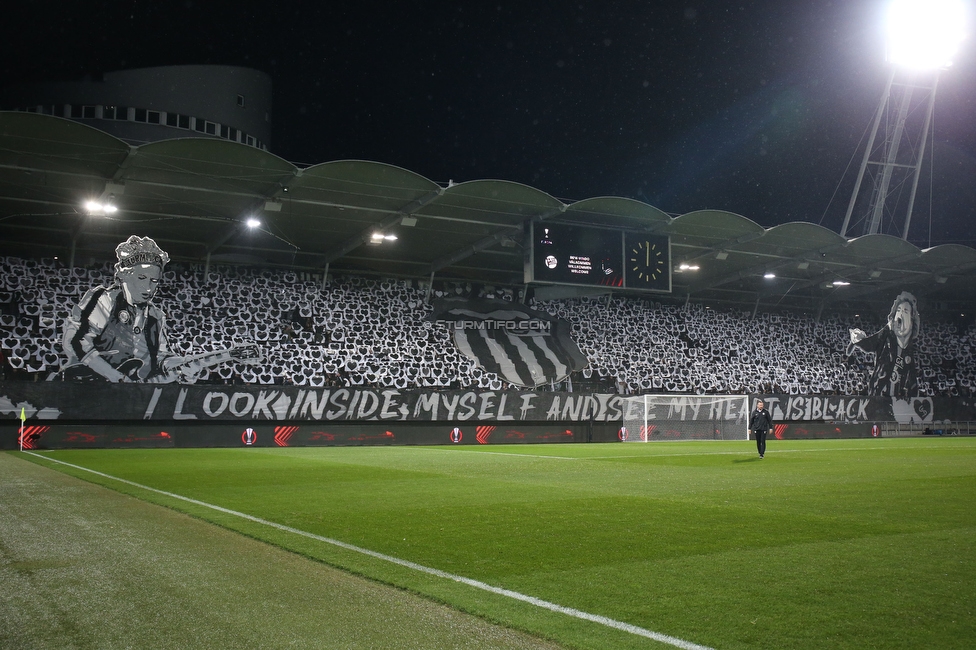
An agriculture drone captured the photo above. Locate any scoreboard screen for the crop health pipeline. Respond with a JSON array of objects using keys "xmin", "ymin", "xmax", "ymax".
[
  {"xmin": 526, "ymin": 222, "xmax": 671, "ymax": 292},
  {"xmin": 527, "ymin": 222, "xmax": 623, "ymax": 287}
]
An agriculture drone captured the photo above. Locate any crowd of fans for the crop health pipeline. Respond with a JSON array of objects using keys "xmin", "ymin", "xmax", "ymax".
[
  {"xmin": 1, "ymin": 256, "xmax": 973, "ymax": 397},
  {"xmin": 549, "ymin": 296, "xmax": 973, "ymax": 397}
]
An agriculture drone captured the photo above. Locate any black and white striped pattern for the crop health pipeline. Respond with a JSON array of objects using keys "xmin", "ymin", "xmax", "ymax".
[{"xmin": 429, "ymin": 299, "xmax": 588, "ymax": 388}]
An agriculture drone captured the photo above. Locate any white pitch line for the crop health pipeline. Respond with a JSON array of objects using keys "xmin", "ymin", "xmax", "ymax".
[
  {"xmin": 416, "ymin": 447, "xmax": 579, "ymax": 460},
  {"xmin": 408, "ymin": 441, "xmax": 975, "ymax": 464},
  {"xmin": 419, "ymin": 445, "xmax": 894, "ymax": 461},
  {"xmin": 27, "ymin": 452, "xmax": 714, "ymax": 650},
  {"xmin": 582, "ymin": 442, "xmax": 972, "ymax": 460}
]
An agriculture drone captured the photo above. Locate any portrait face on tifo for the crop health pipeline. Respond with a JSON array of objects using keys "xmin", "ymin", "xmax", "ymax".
[
  {"xmin": 892, "ymin": 301, "xmax": 913, "ymax": 340},
  {"xmin": 118, "ymin": 263, "xmax": 162, "ymax": 305}
]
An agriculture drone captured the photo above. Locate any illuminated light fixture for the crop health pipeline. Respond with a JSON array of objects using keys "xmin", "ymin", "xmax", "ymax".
[
  {"xmin": 764, "ymin": 272, "xmax": 776, "ymax": 279},
  {"xmin": 832, "ymin": 280, "xmax": 851, "ymax": 286},
  {"xmin": 886, "ymin": 0, "xmax": 968, "ymax": 71},
  {"xmin": 246, "ymin": 217, "xmax": 261, "ymax": 228},
  {"xmin": 84, "ymin": 200, "xmax": 118, "ymax": 214},
  {"xmin": 843, "ymin": 0, "xmax": 969, "ymax": 239},
  {"xmin": 678, "ymin": 263, "xmax": 700, "ymax": 271},
  {"xmin": 371, "ymin": 233, "xmax": 397, "ymax": 242}
]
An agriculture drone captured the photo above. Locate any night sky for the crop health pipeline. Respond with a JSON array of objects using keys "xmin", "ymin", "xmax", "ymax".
[{"xmin": 3, "ymin": 1, "xmax": 974, "ymax": 245}]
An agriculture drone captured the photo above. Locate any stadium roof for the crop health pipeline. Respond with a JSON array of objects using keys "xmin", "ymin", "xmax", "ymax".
[{"xmin": 2, "ymin": 111, "xmax": 975, "ymax": 314}]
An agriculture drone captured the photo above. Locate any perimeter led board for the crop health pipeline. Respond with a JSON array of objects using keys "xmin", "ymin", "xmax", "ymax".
[{"xmin": 527, "ymin": 222, "xmax": 623, "ymax": 288}]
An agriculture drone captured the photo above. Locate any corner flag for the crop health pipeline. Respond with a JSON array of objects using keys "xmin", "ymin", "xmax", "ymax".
[{"xmin": 19, "ymin": 407, "xmax": 26, "ymax": 451}]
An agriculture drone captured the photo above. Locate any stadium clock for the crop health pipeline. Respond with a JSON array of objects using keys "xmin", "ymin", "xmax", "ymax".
[{"xmin": 624, "ymin": 233, "xmax": 671, "ymax": 292}]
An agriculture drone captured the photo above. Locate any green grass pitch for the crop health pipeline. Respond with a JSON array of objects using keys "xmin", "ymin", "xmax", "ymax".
[{"xmin": 17, "ymin": 437, "xmax": 976, "ymax": 649}]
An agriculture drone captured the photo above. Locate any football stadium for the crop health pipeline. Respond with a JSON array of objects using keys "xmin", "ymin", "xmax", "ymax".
[{"xmin": 2, "ymin": 3, "xmax": 976, "ymax": 648}]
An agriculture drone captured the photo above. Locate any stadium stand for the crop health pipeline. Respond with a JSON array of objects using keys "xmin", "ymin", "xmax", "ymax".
[{"xmin": 1, "ymin": 256, "xmax": 973, "ymax": 397}]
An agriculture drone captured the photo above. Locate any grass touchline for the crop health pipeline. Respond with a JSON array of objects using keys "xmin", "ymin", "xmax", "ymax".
[
  {"xmin": 18, "ymin": 438, "xmax": 976, "ymax": 650},
  {"xmin": 24, "ymin": 450, "xmax": 716, "ymax": 650}
]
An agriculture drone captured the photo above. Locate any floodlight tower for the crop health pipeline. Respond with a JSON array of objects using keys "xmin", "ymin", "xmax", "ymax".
[{"xmin": 840, "ymin": 0, "xmax": 968, "ymax": 240}]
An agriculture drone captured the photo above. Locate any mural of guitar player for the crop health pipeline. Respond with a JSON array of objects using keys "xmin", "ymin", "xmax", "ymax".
[
  {"xmin": 53, "ymin": 235, "xmax": 260, "ymax": 383},
  {"xmin": 849, "ymin": 291, "xmax": 920, "ymax": 398}
]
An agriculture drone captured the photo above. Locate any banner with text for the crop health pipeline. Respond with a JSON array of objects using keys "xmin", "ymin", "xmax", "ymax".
[{"xmin": 3, "ymin": 384, "xmax": 975, "ymax": 424}]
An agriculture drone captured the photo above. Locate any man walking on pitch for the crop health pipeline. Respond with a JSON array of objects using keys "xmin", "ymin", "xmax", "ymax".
[{"xmin": 749, "ymin": 399, "xmax": 773, "ymax": 459}]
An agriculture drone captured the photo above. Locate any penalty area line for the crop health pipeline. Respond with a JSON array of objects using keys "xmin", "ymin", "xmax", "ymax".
[
  {"xmin": 584, "ymin": 443, "xmax": 968, "ymax": 460},
  {"xmin": 26, "ymin": 451, "xmax": 713, "ymax": 650},
  {"xmin": 415, "ymin": 447, "xmax": 579, "ymax": 460}
]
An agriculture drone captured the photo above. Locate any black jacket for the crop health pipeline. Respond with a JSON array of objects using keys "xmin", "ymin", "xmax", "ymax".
[{"xmin": 749, "ymin": 408, "xmax": 773, "ymax": 432}]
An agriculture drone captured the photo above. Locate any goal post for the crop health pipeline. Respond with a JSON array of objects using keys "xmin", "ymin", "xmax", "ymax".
[{"xmin": 620, "ymin": 394, "xmax": 750, "ymax": 442}]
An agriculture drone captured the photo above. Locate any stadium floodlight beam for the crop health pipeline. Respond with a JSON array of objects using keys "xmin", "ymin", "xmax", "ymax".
[
  {"xmin": 840, "ymin": 0, "xmax": 969, "ymax": 240},
  {"xmin": 885, "ymin": 0, "xmax": 968, "ymax": 71}
]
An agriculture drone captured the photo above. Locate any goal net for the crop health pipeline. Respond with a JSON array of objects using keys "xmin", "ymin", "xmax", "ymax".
[{"xmin": 620, "ymin": 394, "xmax": 750, "ymax": 442}]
